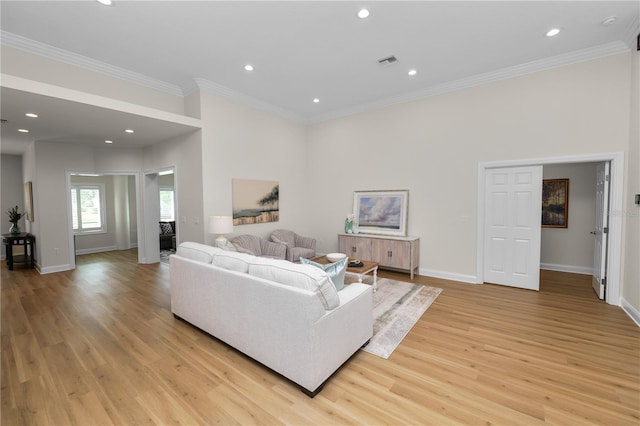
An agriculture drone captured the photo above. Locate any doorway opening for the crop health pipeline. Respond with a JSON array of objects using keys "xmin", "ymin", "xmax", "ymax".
[
  {"xmin": 66, "ymin": 171, "xmax": 141, "ymax": 269},
  {"xmin": 477, "ymin": 152, "xmax": 624, "ymax": 306},
  {"xmin": 142, "ymin": 167, "xmax": 177, "ymax": 265}
]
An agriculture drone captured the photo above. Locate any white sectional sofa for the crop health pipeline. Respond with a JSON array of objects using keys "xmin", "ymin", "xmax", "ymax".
[{"xmin": 169, "ymin": 242, "xmax": 373, "ymax": 396}]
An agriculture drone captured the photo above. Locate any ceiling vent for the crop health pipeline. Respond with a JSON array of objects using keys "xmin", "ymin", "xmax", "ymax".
[{"xmin": 378, "ymin": 55, "xmax": 399, "ymax": 66}]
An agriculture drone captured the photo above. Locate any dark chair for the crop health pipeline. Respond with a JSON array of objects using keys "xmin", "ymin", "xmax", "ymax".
[{"xmin": 159, "ymin": 221, "xmax": 176, "ymax": 250}]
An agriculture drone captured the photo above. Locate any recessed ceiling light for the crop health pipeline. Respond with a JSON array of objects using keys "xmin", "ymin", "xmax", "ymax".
[
  {"xmin": 357, "ymin": 8, "xmax": 370, "ymax": 19},
  {"xmin": 546, "ymin": 28, "xmax": 561, "ymax": 37},
  {"xmin": 25, "ymin": 113, "xmax": 38, "ymax": 118},
  {"xmin": 313, "ymin": 98, "xmax": 320, "ymax": 103},
  {"xmin": 105, "ymin": 140, "xmax": 113, "ymax": 144},
  {"xmin": 601, "ymin": 16, "xmax": 617, "ymax": 26},
  {"xmin": 408, "ymin": 69, "xmax": 417, "ymax": 76},
  {"xmin": 97, "ymin": 0, "xmax": 112, "ymax": 5},
  {"xmin": 18, "ymin": 129, "xmax": 29, "ymax": 133},
  {"xmin": 244, "ymin": 64, "xmax": 254, "ymax": 71},
  {"xmin": 125, "ymin": 129, "xmax": 134, "ymax": 134}
]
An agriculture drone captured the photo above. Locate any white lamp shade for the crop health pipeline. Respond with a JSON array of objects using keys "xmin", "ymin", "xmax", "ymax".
[{"xmin": 209, "ymin": 215, "xmax": 233, "ymax": 234}]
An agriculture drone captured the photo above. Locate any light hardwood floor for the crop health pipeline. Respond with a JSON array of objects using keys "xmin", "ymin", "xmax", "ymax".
[{"xmin": 2, "ymin": 249, "xmax": 639, "ymax": 425}]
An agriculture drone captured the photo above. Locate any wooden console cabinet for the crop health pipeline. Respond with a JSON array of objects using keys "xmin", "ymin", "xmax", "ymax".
[{"xmin": 338, "ymin": 233, "xmax": 419, "ymax": 279}]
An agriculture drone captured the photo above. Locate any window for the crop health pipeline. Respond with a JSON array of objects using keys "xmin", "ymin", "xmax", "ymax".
[
  {"xmin": 159, "ymin": 187, "xmax": 175, "ymax": 221},
  {"xmin": 71, "ymin": 184, "xmax": 106, "ymax": 234}
]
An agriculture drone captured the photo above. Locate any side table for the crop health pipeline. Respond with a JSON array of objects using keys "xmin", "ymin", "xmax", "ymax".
[{"xmin": 2, "ymin": 232, "xmax": 36, "ymax": 270}]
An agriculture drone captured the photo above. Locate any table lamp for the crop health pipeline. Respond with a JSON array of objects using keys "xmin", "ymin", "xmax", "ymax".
[{"xmin": 209, "ymin": 215, "xmax": 234, "ymax": 248}]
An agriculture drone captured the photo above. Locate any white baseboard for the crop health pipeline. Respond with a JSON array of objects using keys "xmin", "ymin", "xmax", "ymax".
[
  {"xmin": 39, "ymin": 264, "xmax": 73, "ymax": 274},
  {"xmin": 75, "ymin": 245, "xmax": 118, "ymax": 256},
  {"xmin": 540, "ymin": 263, "xmax": 593, "ymax": 275},
  {"xmin": 621, "ymin": 298, "xmax": 640, "ymax": 328},
  {"xmin": 418, "ymin": 267, "xmax": 478, "ymax": 284}
]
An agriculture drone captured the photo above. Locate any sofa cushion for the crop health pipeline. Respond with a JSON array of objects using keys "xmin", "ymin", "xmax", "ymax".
[
  {"xmin": 211, "ymin": 250, "xmax": 254, "ymax": 273},
  {"xmin": 176, "ymin": 242, "xmax": 221, "ymax": 264},
  {"xmin": 248, "ymin": 258, "xmax": 340, "ymax": 310},
  {"xmin": 300, "ymin": 257, "xmax": 347, "ymax": 291}
]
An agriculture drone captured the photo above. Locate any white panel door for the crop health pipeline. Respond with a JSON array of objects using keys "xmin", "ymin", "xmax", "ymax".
[
  {"xmin": 592, "ymin": 162, "xmax": 610, "ymax": 299},
  {"xmin": 484, "ymin": 166, "xmax": 542, "ymax": 290}
]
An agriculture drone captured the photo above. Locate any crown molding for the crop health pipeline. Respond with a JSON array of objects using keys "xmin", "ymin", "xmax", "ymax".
[
  {"xmin": 1, "ymin": 31, "xmax": 184, "ymax": 97},
  {"xmin": 622, "ymin": 16, "xmax": 640, "ymax": 49},
  {"xmin": 192, "ymin": 78, "xmax": 304, "ymax": 123},
  {"xmin": 308, "ymin": 41, "xmax": 631, "ymax": 124},
  {"xmin": 1, "ymin": 30, "xmax": 632, "ymax": 125}
]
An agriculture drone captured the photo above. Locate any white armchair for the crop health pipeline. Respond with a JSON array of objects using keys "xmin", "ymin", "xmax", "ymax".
[{"xmin": 270, "ymin": 229, "xmax": 316, "ymax": 262}]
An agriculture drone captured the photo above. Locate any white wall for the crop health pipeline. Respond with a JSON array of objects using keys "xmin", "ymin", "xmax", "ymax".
[
  {"xmin": 1, "ymin": 46, "xmax": 186, "ymax": 115},
  {"xmin": 0, "ymin": 154, "xmax": 25, "ymax": 258},
  {"xmin": 32, "ymin": 142, "xmax": 144, "ymax": 273},
  {"xmin": 198, "ymin": 91, "xmax": 309, "ymax": 246},
  {"xmin": 541, "ymin": 163, "xmax": 597, "ymax": 274},
  {"xmin": 622, "ymin": 49, "xmax": 640, "ymax": 322},
  {"xmin": 306, "ymin": 54, "xmax": 632, "ymax": 282},
  {"xmin": 143, "ymin": 131, "xmax": 204, "ymax": 246}
]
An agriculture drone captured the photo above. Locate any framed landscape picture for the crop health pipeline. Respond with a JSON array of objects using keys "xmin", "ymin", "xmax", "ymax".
[
  {"xmin": 232, "ymin": 178, "xmax": 279, "ymax": 225},
  {"xmin": 353, "ymin": 190, "xmax": 408, "ymax": 236},
  {"xmin": 542, "ymin": 179, "xmax": 569, "ymax": 228}
]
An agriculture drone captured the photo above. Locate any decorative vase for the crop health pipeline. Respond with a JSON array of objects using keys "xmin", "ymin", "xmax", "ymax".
[
  {"xmin": 9, "ymin": 222, "xmax": 20, "ymax": 234},
  {"xmin": 344, "ymin": 221, "xmax": 353, "ymax": 234}
]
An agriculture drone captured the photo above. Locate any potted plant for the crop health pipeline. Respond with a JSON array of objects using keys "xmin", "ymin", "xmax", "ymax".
[{"xmin": 6, "ymin": 206, "xmax": 24, "ymax": 234}]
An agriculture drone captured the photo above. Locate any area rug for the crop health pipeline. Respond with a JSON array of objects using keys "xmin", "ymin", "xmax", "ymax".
[
  {"xmin": 160, "ymin": 249, "xmax": 175, "ymax": 264},
  {"xmin": 359, "ymin": 278, "xmax": 442, "ymax": 359}
]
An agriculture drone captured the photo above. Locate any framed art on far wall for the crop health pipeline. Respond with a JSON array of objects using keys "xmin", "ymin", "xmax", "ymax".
[
  {"xmin": 232, "ymin": 178, "xmax": 279, "ymax": 225},
  {"xmin": 542, "ymin": 178, "xmax": 569, "ymax": 228},
  {"xmin": 23, "ymin": 181, "xmax": 34, "ymax": 222},
  {"xmin": 353, "ymin": 190, "xmax": 408, "ymax": 236}
]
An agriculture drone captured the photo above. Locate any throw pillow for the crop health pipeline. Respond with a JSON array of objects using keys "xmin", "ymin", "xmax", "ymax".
[
  {"xmin": 300, "ymin": 257, "xmax": 347, "ymax": 291},
  {"xmin": 159, "ymin": 222, "xmax": 173, "ymax": 235}
]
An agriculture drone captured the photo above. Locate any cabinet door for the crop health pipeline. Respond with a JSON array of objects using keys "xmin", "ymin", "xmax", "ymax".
[
  {"xmin": 339, "ymin": 236, "xmax": 372, "ymax": 260},
  {"xmin": 372, "ymin": 239, "xmax": 411, "ymax": 269}
]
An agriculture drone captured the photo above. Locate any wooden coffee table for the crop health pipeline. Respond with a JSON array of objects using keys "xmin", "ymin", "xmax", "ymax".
[{"xmin": 311, "ymin": 256, "xmax": 379, "ymax": 291}]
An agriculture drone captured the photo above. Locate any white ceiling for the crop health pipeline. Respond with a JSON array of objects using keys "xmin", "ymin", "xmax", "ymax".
[{"xmin": 1, "ymin": 1, "xmax": 639, "ymax": 155}]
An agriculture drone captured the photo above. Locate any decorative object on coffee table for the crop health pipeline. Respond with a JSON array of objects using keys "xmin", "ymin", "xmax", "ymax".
[{"xmin": 325, "ymin": 252, "xmax": 346, "ymax": 262}]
